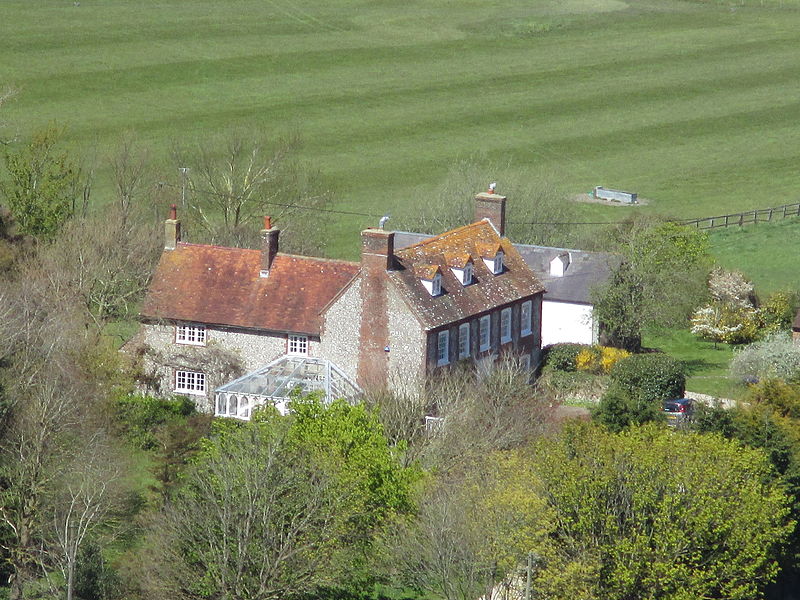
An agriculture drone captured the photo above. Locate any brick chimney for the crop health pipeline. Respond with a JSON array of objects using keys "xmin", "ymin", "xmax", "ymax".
[
  {"xmin": 358, "ymin": 228, "xmax": 395, "ymax": 388},
  {"xmin": 260, "ymin": 216, "xmax": 279, "ymax": 278},
  {"xmin": 475, "ymin": 190, "xmax": 507, "ymax": 235},
  {"xmin": 164, "ymin": 204, "xmax": 181, "ymax": 250}
]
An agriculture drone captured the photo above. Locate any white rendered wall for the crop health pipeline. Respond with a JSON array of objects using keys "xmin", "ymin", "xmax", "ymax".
[{"xmin": 541, "ymin": 300, "xmax": 594, "ymax": 347}]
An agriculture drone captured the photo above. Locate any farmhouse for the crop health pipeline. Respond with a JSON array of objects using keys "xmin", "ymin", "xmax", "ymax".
[
  {"xmin": 133, "ymin": 195, "xmax": 545, "ymax": 417},
  {"xmin": 394, "ymin": 194, "xmax": 618, "ymax": 348}
]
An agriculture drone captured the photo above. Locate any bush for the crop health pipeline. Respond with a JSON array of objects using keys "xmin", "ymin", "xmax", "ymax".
[
  {"xmin": 610, "ymin": 353, "xmax": 685, "ymax": 404},
  {"xmin": 730, "ymin": 332, "xmax": 800, "ymax": 383},
  {"xmin": 543, "ymin": 343, "xmax": 588, "ymax": 372},
  {"xmin": 592, "ymin": 382, "xmax": 665, "ymax": 432},
  {"xmin": 113, "ymin": 393, "xmax": 196, "ymax": 450},
  {"xmin": 575, "ymin": 345, "xmax": 630, "ymax": 374}
]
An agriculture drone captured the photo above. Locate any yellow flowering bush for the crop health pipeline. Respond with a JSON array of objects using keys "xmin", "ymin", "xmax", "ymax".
[{"xmin": 576, "ymin": 346, "xmax": 630, "ymax": 374}]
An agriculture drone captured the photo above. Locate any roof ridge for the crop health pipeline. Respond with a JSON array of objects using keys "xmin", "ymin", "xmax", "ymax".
[
  {"xmin": 277, "ymin": 253, "xmax": 359, "ymax": 267},
  {"xmin": 398, "ymin": 220, "xmax": 493, "ymax": 251},
  {"xmin": 177, "ymin": 241, "xmax": 259, "ymax": 252}
]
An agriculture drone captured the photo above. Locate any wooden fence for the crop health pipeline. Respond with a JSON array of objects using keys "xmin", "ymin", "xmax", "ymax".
[{"xmin": 682, "ymin": 203, "xmax": 800, "ymax": 230}]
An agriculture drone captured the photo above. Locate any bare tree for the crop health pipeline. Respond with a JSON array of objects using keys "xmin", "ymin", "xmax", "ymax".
[
  {"xmin": 366, "ymin": 356, "xmax": 557, "ymax": 471},
  {"xmin": 44, "ymin": 435, "xmax": 122, "ymax": 600},
  {"xmin": 173, "ymin": 129, "xmax": 332, "ymax": 254},
  {"xmin": 110, "ymin": 131, "xmax": 150, "ymax": 217},
  {"xmin": 395, "ymin": 155, "xmax": 582, "ymax": 248},
  {"xmin": 0, "ymin": 377, "xmax": 82, "ymax": 600}
]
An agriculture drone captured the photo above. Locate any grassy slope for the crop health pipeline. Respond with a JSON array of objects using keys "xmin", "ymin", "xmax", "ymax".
[
  {"xmin": 5, "ymin": 0, "xmax": 800, "ymax": 257},
  {"xmin": 709, "ymin": 218, "xmax": 800, "ymax": 295}
]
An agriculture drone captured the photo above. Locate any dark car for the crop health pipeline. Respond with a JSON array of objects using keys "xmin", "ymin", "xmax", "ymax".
[{"xmin": 663, "ymin": 398, "xmax": 694, "ymax": 426}]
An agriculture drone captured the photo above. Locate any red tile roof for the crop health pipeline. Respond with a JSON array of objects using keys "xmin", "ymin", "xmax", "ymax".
[
  {"xmin": 389, "ymin": 220, "xmax": 545, "ymax": 330},
  {"xmin": 141, "ymin": 243, "xmax": 359, "ymax": 336}
]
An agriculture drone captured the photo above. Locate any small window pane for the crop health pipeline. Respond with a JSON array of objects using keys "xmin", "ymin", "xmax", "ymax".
[
  {"xmin": 479, "ymin": 315, "xmax": 491, "ymax": 351},
  {"xmin": 521, "ymin": 301, "xmax": 532, "ymax": 336},
  {"xmin": 437, "ymin": 331, "xmax": 449, "ymax": 366},
  {"xmin": 458, "ymin": 323, "xmax": 470, "ymax": 359},
  {"xmin": 501, "ymin": 308, "xmax": 512, "ymax": 343}
]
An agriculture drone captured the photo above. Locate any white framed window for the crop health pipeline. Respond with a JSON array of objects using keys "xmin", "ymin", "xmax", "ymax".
[
  {"xmin": 463, "ymin": 262, "xmax": 473, "ymax": 285},
  {"xmin": 458, "ymin": 323, "xmax": 470, "ymax": 359},
  {"xmin": 432, "ymin": 272, "xmax": 442, "ymax": 296},
  {"xmin": 437, "ymin": 330, "xmax": 450, "ymax": 366},
  {"xmin": 521, "ymin": 300, "xmax": 532, "ymax": 337},
  {"xmin": 479, "ymin": 315, "xmax": 491, "ymax": 352},
  {"xmin": 215, "ymin": 393, "xmax": 253, "ymax": 420},
  {"xmin": 500, "ymin": 308, "xmax": 512, "ymax": 343},
  {"xmin": 175, "ymin": 370, "xmax": 206, "ymax": 395},
  {"xmin": 176, "ymin": 324, "xmax": 206, "ymax": 346},
  {"xmin": 424, "ymin": 415, "xmax": 444, "ymax": 434},
  {"xmin": 288, "ymin": 334, "xmax": 308, "ymax": 356},
  {"xmin": 493, "ymin": 252, "xmax": 504, "ymax": 274}
]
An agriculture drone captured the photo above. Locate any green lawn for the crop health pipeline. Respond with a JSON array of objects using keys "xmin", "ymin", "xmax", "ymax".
[
  {"xmin": 5, "ymin": 0, "xmax": 800, "ymax": 256},
  {"xmin": 709, "ymin": 218, "xmax": 800, "ymax": 295},
  {"xmin": 643, "ymin": 328, "xmax": 742, "ymax": 399}
]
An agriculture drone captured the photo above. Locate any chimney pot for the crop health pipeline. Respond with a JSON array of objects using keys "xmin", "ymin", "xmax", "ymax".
[
  {"xmin": 169, "ymin": 204, "xmax": 177, "ymax": 220},
  {"xmin": 264, "ymin": 215, "xmax": 272, "ymax": 230}
]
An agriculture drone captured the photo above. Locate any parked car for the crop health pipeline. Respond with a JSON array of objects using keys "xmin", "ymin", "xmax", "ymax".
[{"xmin": 663, "ymin": 398, "xmax": 694, "ymax": 426}]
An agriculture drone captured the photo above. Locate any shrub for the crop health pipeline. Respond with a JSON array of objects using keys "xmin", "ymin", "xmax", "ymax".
[
  {"xmin": 592, "ymin": 382, "xmax": 665, "ymax": 432},
  {"xmin": 543, "ymin": 343, "xmax": 588, "ymax": 372},
  {"xmin": 113, "ymin": 393, "xmax": 196, "ymax": 450},
  {"xmin": 730, "ymin": 332, "xmax": 800, "ymax": 383},
  {"xmin": 575, "ymin": 347, "xmax": 601, "ymax": 373},
  {"xmin": 610, "ymin": 353, "xmax": 685, "ymax": 404},
  {"xmin": 691, "ymin": 303, "xmax": 760, "ymax": 345},
  {"xmin": 760, "ymin": 291, "xmax": 798, "ymax": 335},
  {"xmin": 575, "ymin": 346, "xmax": 630, "ymax": 374}
]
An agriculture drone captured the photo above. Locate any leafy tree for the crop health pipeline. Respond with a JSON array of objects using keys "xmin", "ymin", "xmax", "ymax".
[
  {"xmin": 2, "ymin": 125, "xmax": 83, "ymax": 238},
  {"xmin": 707, "ymin": 267, "xmax": 756, "ymax": 308},
  {"xmin": 146, "ymin": 395, "xmax": 418, "ymax": 600},
  {"xmin": 500, "ymin": 424, "xmax": 792, "ymax": 600},
  {"xmin": 592, "ymin": 218, "xmax": 711, "ymax": 351}
]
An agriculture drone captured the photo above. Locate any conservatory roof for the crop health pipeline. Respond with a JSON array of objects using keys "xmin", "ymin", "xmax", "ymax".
[{"xmin": 214, "ymin": 355, "xmax": 361, "ymax": 404}]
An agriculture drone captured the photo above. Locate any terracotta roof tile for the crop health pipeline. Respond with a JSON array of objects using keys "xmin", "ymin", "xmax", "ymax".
[
  {"xmin": 141, "ymin": 243, "xmax": 359, "ymax": 336},
  {"xmin": 389, "ymin": 221, "xmax": 544, "ymax": 330},
  {"xmin": 443, "ymin": 252, "xmax": 472, "ymax": 269},
  {"xmin": 414, "ymin": 264, "xmax": 441, "ymax": 280}
]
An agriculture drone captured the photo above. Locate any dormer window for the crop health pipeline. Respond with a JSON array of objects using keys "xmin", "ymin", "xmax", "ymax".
[
  {"xmin": 450, "ymin": 261, "xmax": 474, "ymax": 286},
  {"xmin": 477, "ymin": 243, "xmax": 504, "ymax": 275},
  {"xmin": 445, "ymin": 252, "xmax": 473, "ymax": 287},
  {"xmin": 483, "ymin": 251, "xmax": 504, "ymax": 275},
  {"xmin": 417, "ymin": 264, "xmax": 443, "ymax": 297},
  {"xmin": 550, "ymin": 253, "xmax": 570, "ymax": 277}
]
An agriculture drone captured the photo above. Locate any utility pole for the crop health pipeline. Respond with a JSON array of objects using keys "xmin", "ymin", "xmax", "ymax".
[
  {"xmin": 179, "ymin": 167, "xmax": 189, "ymax": 209},
  {"xmin": 525, "ymin": 552, "xmax": 533, "ymax": 600}
]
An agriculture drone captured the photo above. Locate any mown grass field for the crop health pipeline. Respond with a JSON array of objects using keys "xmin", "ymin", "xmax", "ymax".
[
  {"xmin": 4, "ymin": 0, "xmax": 800, "ymax": 257},
  {"xmin": 709, "ymin": 218, "xmax": 800, "ymax": 295}
]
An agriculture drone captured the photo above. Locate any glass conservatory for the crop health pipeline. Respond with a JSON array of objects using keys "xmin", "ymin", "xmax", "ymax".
[{"xmin": 213, "ymin": 355, "xmax": 361, "ymax": 420}]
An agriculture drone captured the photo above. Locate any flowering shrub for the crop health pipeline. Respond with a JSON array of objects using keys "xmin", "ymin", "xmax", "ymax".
[
  {"xmin": 730, "ymin": 332, "xmax": 800, "ymax": 383},
  {"xmin": 576, "ymin": 346, "xmax": 631, "ymax": 374}
]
